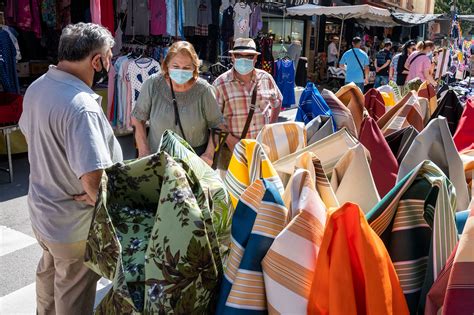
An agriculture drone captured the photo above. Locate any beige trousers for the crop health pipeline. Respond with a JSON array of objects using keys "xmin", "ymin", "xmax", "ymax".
[{"xmin": 34, "ymin": 229, "xmax": 100, "ymax": 315}]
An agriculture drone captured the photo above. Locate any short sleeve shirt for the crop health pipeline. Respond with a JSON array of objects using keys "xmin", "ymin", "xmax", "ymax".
[
  {"xmin": 213, "ymin": 69, "xmax": 283, "ymax": 139},
  {"xmin": 19, "ymin": 66, "xmax": 123, "ymax": 243},
  {"xmin": 340, "ymin": 48, "xmax": 370, "ymax": 84},
  {"xmin": 406, "ymin": 52, "xmax": 431, "ymax": 82},
  {"xmin": 375, "ymin": 49, "xmax": 392, "ymax": 76},
  {"xmin": 131, "ymin": 73, "xmax": 224, "ymax": 152}
]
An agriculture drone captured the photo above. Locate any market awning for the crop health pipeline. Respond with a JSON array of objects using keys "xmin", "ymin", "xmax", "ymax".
[
  {"xmin": 286, "ymin": 4, "xmax": 392, "ymax": 23},
  {"xmin": 458, "ymin": 15, "xmax": 474, "ymax": 22},
  {"xmin": 390, "ymin": 12, "xmax": 444, "ymax": 26}
]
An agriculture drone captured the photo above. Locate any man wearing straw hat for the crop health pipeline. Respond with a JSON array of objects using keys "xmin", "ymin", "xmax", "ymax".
[
  {"xmin": 213, "ymin": 38, "xmax": 282, "ymax": 169},
  {"xmin": 327, "ymin": 36, "xmax": 340, "ymax": 67}
]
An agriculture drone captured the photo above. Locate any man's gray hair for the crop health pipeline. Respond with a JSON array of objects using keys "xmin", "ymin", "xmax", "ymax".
[{"xmin": 58, "ymin": 23, "xmax": 115, "ymax": 62}]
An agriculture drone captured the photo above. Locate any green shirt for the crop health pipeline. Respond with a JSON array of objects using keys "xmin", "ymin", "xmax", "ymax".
[{"xmin": 132, "ymin": 73, "xmax": 223, "ymax": 152}]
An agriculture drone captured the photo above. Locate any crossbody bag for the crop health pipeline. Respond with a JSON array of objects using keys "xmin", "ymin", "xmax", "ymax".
[{"xmin": 352, "ymin": 49, "xmax": 366, "ymax": 79}]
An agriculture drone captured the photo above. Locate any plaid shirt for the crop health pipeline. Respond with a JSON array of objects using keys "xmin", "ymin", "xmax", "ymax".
[{"xmin": 213, "ymin": 69, "xmax": 282, "ymax": 139}]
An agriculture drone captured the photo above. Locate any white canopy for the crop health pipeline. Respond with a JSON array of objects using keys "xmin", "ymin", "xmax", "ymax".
[
  {"xmin": 286, "ymin": 4, "xmax": 396, "ymax": 59},
  {"xmin": 286, "ymin": 4, "xmax": 393, "ymax": 25}
]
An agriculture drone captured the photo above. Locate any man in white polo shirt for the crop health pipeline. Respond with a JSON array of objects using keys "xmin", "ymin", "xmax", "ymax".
[{"xmin": 19, "ymin": 23, "xmax": 123, "ymax": 314}]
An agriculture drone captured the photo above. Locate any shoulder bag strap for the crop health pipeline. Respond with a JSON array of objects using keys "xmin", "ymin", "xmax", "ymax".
[
  {"xmin": 409, "ymin": 53, "xmax": 425, "ymax": 66},
  {"xmin": 240, "ymin": 85, "xmax": 258, "ymax": 139},
  {"xmin": 170, "ymin": 79, "xmax": 187, "ymax": 142},
  {"xmin": 352, "ymin": 48, "xmax": 366, "ymax": 79}
]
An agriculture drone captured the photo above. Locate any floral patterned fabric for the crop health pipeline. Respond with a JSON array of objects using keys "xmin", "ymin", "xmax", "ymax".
[{"xmin": 85, "ymin": 151, "xmax": 222, "ymax": 314}]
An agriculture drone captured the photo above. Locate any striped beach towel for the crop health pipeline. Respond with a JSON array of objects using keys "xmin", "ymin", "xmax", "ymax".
[
  {"xmin": 256, "ymin": 121, "xmax": 306, "ymax": 162},
  {"xmin": 377, "ymin": 91, "xmax": 424, "ymax": 136},
  {"xmin": 273, "ymin": 128, "xmax": 360, "ymax": 183},
  {"xmin": 426, "ymin": 207, "xmax": 474, "ymax": 314},
  {"xmin": 366, "ymin": 161, "xmax": 458, "ymax": 314},
  {"xmin": 417, "ymin": 81, "xmax": 437, "ymax": 116},
  {"xmin": 282, "ymin": 152, "xmax": 339, "ymax": 210},
  {"xmin": 322, "ymin": 88, "xmax": 358, "ymax": 138},
  {"xmin": 335, "ymin": 83, "xmax": 366, "ymax": 136},
  {"xmin": 385, "ymin": 126, "xmax": 419, "ymax": 164},
  {"xmin": 262, "ymin": 169, "xmax": 327, "ymax": 314},
  {"xmin": 397, "ymin": 117, "xmax": 470, "ymax": 211},
  {"xmin": 216, "ymin": 179, "xmax": 288, "ymax": 314},
  {"xmin": 225, "ymin": 140, "xmax": 284, "ymax": 209}
]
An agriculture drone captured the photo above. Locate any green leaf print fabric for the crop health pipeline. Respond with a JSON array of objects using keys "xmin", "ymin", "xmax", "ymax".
[{"xmin": 85, "ymin": 151, "xmax": 223, "ymax": 314}]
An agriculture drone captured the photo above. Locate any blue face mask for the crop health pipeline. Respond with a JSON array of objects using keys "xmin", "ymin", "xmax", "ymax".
[
  {"xmin": 234, "ymin": 58, "xmax": 255, "ymax": 75},
  {"xmin": 169, "ymin": 69, "xmax": 193, "ymax": 85}
]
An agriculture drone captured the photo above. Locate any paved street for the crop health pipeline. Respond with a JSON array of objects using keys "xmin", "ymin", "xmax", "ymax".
[
  {"xmin": 0, "ymin": 135, "xmax": 135, "ymax": 314},
  {"xmin": 0, "ymin": 108, "xmax": 296, "ymax": 314}
]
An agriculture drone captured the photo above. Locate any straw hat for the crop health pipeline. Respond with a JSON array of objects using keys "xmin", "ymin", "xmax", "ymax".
[{"xmin": 229, "ymin": 38, "xmax": 261, "ymax": 55}]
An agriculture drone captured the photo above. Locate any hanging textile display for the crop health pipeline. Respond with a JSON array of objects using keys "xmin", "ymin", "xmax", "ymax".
[
  {"xmin": 85, "ymin": 152, "xmax": 222, "ymax": 314},
  {"xmin": 308, "ymin": 202, "xmax": 409, "ymax": 315},
  {"xmin": 367, "ymin": 161, "xmax": 458, "ymax": 314},
  {"xmin": 274, "ymin": 59, "xmax": 296, "ymax": 108}
]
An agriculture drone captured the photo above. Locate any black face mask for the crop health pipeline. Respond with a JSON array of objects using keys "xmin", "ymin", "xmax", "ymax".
[{"xmin": 93, "ymin": 58, "xmax": 108, "ymax": 86}]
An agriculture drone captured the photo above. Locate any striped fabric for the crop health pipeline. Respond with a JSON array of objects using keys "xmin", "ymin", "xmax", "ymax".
[
  {"xmin": 385, "ymin": 126, "xmax": 419, "ymax": 164},
  {"xmin": 262, "ymin": 169, "xmax": 327, "ymax": 314},
  {"xmin": 282, "ymin": 152, "xmax": 339, "ymax": 211},
  {"xmin": 256, "ymin": 121, "xmax": 306, "ymax": 162},
  {"xmin": 426, "ymin": 207, "xmax": 474, "ymax": 315},
  {"xmin": 332, "ymin": 83, "xmax": 398, "ymax": 198},
  {"xmin": 216, "ymin": 179, "xmax": 288, "ymax": 314},
  {"xmin": 443, "ymin": 207, "xmax": 474, "ymax": 314},
  {"xmin": 308, "ymin": 203, "xmax": 409, "ymax": 315},
  {"xmin": 460, "ymin": 150, "xmax": 474, "ymax": 208},
  {"xmin": 417, "ymin": 81, "xmax": 437, "ymax": 117},
  {"xmin": 397, "ymin": 117, "xmax": 470, "ymax": 211},
  {"xmin": 377, "ymin": 91, "xmax": 424, "ymax": 136},
  {"xmin": 330, "ymin": 144, "xmax": 380, "ymax": 213},
  {"xmin": 273, "ymin": 128, "xmax": 359, "ymax": 183},
  {"xmin": 305, "ymin": 115, "xmax": 335, "ymax": 145},
  {"xmin": 453, "ymin": 97, "xmax": 474, "ymax": 152},
  {"xmin": 366, "ymin": 161, "xmax": 458, "ymax": 314},
  {"xmin": 322, "ymin": 88, "xmax": 358, "ymax": 138},
  {"xmin": 225, "ymin": 140, "xmax": 284, "ymax": 209},
  {"xmin": 335, "ymin": 83, "xmax": 366, "ymax": 136},
  {"xmin": 295, "ymin": 82, "xmax": 335, "ymax": 128},
  {"xmin": 364, "ymin": 88, "xmax": 386, "ymax": 121}
]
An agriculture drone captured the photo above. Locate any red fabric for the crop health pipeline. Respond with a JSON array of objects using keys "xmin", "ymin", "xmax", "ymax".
[
  {"xmin": 359, "ymin": 116, "xmax": 398, "ymax": 197},
  {"xmin": 425, "ymin": 245, "xmax": 457, "ymax": 315},
  {"xmin": 364, "ymin": 88, "xmax": 386, "ymax": 121},
  {"xmin": 100, "ymin": 0, "xmax": 115, "ymax": 35},
  {"xmin": 453, "ymin": 97, "xmax": 474, "ymax": 152},
  {"xmin": 0, "ymin": 93, "xmax": 23, "ymax": 125}
]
